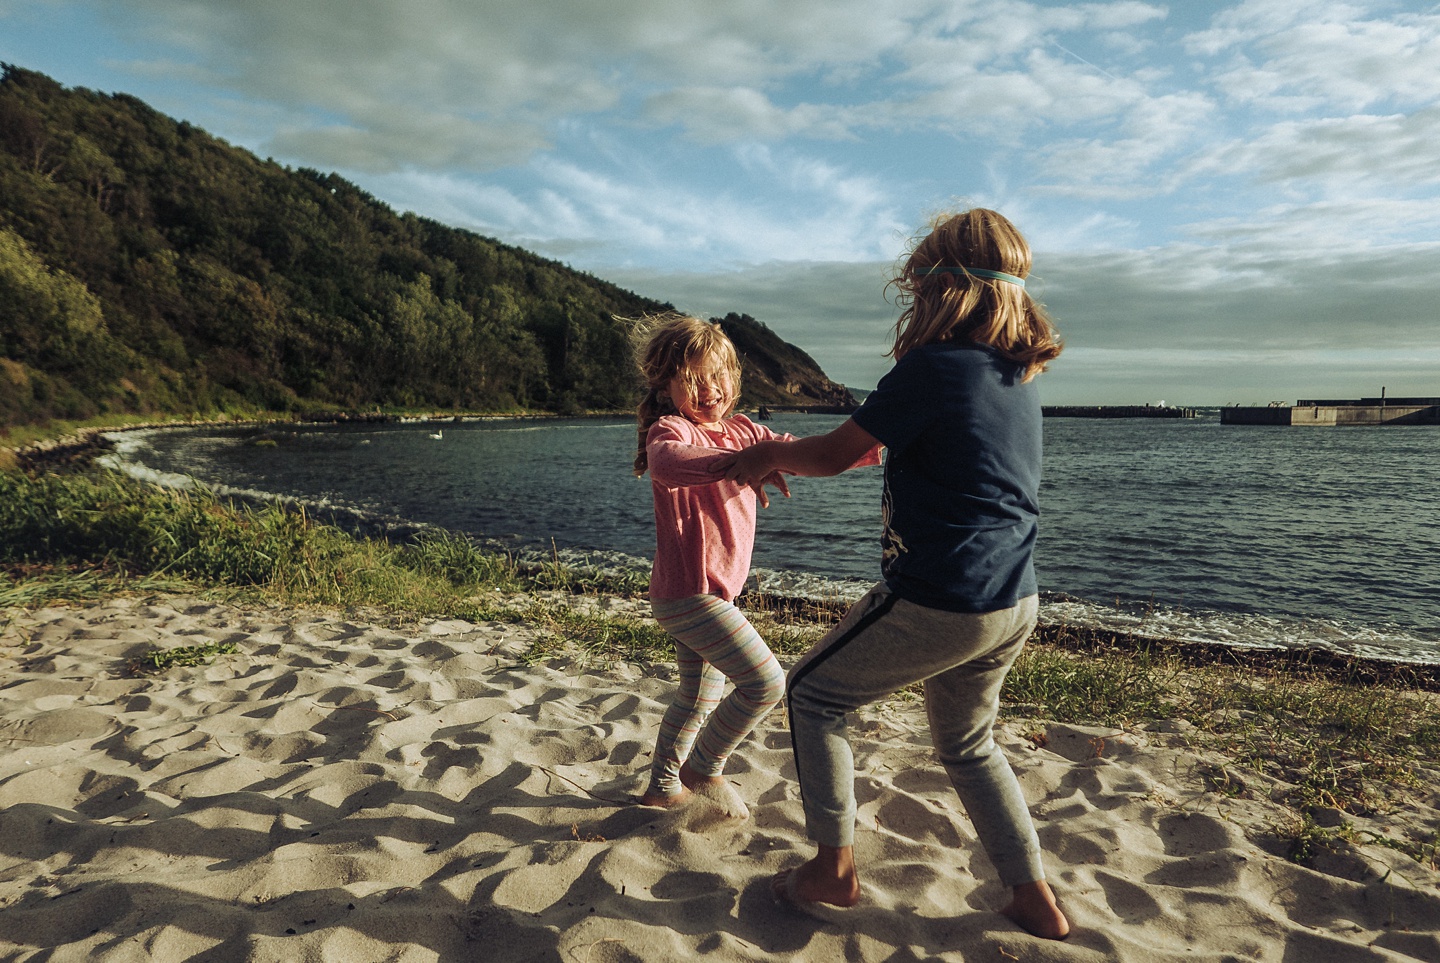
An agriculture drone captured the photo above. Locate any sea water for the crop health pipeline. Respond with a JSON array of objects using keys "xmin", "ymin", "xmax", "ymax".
[{"xmin": 103, "ymin": 411, "xmax": 1440, "ymax": 664}]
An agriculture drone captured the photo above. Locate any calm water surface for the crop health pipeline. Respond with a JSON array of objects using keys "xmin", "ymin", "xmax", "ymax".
[{"xmin": 106, "ymin": 411, "xmax": 1440, "ymax": 663}]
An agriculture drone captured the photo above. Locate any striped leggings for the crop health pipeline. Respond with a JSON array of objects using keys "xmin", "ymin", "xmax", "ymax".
[{"xmin": 647, "ymin": 594, "xmax": 785, "ymax": 797}]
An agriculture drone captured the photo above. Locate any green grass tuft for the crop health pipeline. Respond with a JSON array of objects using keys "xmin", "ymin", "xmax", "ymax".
[
  {"xmin": 1003, "ymin": 641, "xmax": 1181, "ymax": 727},
  {"xmin": 127, "ymin": 640, "xmax": 240, "ymax": 675}
]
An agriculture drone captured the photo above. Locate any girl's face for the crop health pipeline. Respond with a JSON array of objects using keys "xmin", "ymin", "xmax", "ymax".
[{"xmin": 667, "ymin": 354, "xmax": 734, "ymax": 428}]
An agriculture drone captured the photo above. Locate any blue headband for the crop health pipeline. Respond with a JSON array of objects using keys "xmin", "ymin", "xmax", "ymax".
[{"xmin": 914, "ymin": 266, "xmax": 1026, "ymax": 288}]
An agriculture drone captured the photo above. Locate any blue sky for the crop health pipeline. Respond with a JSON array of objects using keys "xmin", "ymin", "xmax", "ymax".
[{"xmin": 3, "ymin": 0, "xmax": 1439, "ymax": 404}]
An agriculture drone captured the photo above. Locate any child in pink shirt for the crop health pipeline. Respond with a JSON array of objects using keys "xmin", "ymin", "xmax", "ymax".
[{"xmin": 631, "ymin": 314, "xmax": 795, "ymax": 818}]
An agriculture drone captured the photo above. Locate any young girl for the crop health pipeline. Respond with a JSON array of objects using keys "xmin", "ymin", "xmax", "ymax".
[
  {"xmin": 725, "ymin": 209, "xmax": 1071, "ymax": 940},
  {"xmin": 629, "ymin": 314, "xmax": 794, "ymax": 818}
]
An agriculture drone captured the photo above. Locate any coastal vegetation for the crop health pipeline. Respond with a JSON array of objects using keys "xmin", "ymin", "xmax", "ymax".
[
  {"xmin": 2, "ymin": 465, "xmax": 1437, "ymax": 869},
  {"xmin": 0, "ymin": 64, "xmax": 851, "ymax": 433}
]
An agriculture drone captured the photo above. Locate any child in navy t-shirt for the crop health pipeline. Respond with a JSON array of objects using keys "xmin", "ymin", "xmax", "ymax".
[{"xmin": 724, "ymin": 208, "xmax": 1071, "ymax": 941}]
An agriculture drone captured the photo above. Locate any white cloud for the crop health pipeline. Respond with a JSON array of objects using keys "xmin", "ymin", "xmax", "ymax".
[
  {"xmin": 80, "ymin": 0, "xmax": 1193, "ymax": 175},
  {"xmin": 1037, "ymin": 240, "xmax": 1440, "ymax": 359},
  {"xmin": 371, "ymin": 145, "xmax": 904, "ymax": 271},
  {"xmin": 1192, "ymin": 107, "xmax": 1440, "ymax": 193},
  {"xmin": 1085, "ymin": 1, "xmax": 1169, "ymax": 32},
  {"xmin": 641, "ymin": 87, "xmax": 862, "ymax": 143},
  {"xmin": 1190, "ymin": 1, "xmax": 1440, "ymax": 111},
  {"xmin": 1034, "ymin": 91, "xmax": 1216, "ymax": 199},
  {"xmin": 111, "ymin": 0, "xmax": 635, "ymax": 169},
  {"xmin": 607, "ymin": 260, "xmax": 899, "ymax": 386},
  {"xmin": 266, "ymin": 113, "xmax": 552, "ymax": 174}
]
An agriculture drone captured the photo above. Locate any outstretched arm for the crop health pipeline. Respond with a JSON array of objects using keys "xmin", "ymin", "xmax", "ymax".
[
  {"xmin": 724, "ymin": 418, "xmax": 881, "ymax": 487},
  {"xmin": 649, "ymin": 434, "xmax": 793, "ymax": 508}
]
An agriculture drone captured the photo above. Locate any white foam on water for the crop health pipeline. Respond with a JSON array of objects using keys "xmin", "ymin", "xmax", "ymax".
[
  {"xmin": 99, "ymin": 429, "xmax": 432, "ymax": 537},
  {"xmin": 1038, "ymin": 595, "xmax": 1439, "ymax": 665}
]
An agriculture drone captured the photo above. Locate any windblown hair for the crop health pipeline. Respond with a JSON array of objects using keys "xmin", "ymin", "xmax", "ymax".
[
  {"xmin": 888, "ymin": 208, "xmax": 1062, "ymax": 381},
  {"xmin": 627, "ymin": 313, "xmax": 742, "ymax": 476}
]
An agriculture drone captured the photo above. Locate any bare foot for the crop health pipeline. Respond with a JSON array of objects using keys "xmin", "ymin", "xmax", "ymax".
[
  {"xmin": 637, "ymin": 786, "xmax": 692, "ymax": 808},
  {"xmin": 1000, "ymin": 879, "xmax": 1070, "ymax": 941},
  {"xmin": 771, "ymin": 846, "xmax": 860, "ymax": 908},
  {"xmin": 679, "ymin": 761, "xmax": 748, "ymax": 818}
]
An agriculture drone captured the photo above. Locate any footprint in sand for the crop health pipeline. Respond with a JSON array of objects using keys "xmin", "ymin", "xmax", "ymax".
[{"xmin": 1094, "ymin": 868, "xmax": 1165, "ymax": 923}]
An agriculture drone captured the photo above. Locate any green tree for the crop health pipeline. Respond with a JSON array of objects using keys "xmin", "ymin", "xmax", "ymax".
[{"xmin": 0, "ymin": 227, "xmax": 105, "ymax": 367}]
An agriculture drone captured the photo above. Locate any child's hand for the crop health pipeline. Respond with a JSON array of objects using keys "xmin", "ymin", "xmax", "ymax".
[
  {"xmin": 724, "ymin": 444, "xmax": 774, "ymax": 488},
  {"xmin": 754, "ymin": 471, "xmax": 790, "ymax": 509},
  {"xmin": 720, "ymin": 444, "xmax": 789, "ymax": 507}
]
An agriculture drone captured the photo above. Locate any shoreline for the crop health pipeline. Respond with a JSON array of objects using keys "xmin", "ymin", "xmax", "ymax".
[
  {"xmin": 1, "ymin": 589, "xmax": 1437, "ymax": 961},
  {"xmin": 2, "ymin": 409, "xmax": 636, "ymax": 473},
  {"xmin": 10, "ymin": 422, "xmax": 1439, "ymax": 670}
]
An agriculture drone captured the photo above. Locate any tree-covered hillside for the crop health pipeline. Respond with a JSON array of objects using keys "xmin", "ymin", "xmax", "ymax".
[{"xmin": 0, "ymin": 65, "xmax": 853, "ymax": 429}]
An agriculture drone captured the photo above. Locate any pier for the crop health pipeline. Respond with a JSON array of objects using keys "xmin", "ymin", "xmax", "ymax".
[
  {"xmin": 1222, "ymin": 397, "xmax": 1440, "ymax": 426},
  {"xmin": 762, "ymin": 404, "xmax": 1201, "ymax": 418},
  {"xmin": 1043, "ymin": 405, "xmax": 1197, "ymax": 418}
]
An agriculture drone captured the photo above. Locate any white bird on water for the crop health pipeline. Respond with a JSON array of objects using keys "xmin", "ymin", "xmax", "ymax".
[{"xmin": 429, "ymin": 429, "xmax": 443, "ymax": 440}]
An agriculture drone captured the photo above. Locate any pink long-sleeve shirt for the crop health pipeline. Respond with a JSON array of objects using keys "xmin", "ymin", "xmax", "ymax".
[
  {"xmin": 646, "ymin": 414, "xmax": 794, "ymax": 601},
  {"xmin": 646, "ymin": 413, "xmax": 882, "ymax": 601}
]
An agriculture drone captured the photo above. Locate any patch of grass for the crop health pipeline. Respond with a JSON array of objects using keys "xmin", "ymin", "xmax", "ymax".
[
  {"xmin": 0, "ymin": 415, "xmax": 180, "ymax": 451},
  {"xmin": 1262, "ymin": 811, "xmax": 1437, "ymax": 870},
  {"xmin": 989, "ymin": 619, "xmax": 1440, "ymax": 820},
  {"xmin": 0, "ymin": 566, "xmax": 195, "ymax": 608},
  {"xmin": 1273, "ymin": 810, "xmax": 1356, "ymax": 864},
  {"xmin": 0, "ymin": 468, "xmax": 658, "ymax": 628},
  {"xmin": 521, "ymin": 541, "xmax": 652, "ymax": 597},
  {"xmin": 406, "ymin": 530, "xmax": 525, "ymax": 589},
  {"xmin": 734, "ymin": 591, "xmax": 842, "ymax": 659},
  {"xmin": 127, "ymin": 640, "xmax": 240, "ymax": 675},
  {"xmin": 995, "ymin": 633, "xmax": 1440, "ymax": 819},
  {"xmin": 1002, "ymin": 641, "xmax": 1181, "ymax": 727},
  {"xmin": 1, "ymin": 469, "xmax": 348, "ymax": 588},
  {"xmin": 1358, "ymin": 827, "xmax": 1440, "ymax": 870},
  {"xmin": 1184, "ymin": 666, "xmax": 1440, "ymax": 814},
  {"xmin": 1198, "ymin": 763, "xmax": 1251, "ymax": 799},
  {"xmin": 509, "ymin": 600, "xmax": 673, "ymax": 666}
]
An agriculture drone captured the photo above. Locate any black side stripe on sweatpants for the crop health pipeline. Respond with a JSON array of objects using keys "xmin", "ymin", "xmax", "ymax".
[{"xmin": 785, "ymin": 590, "xmax": 900, "ymax": 806}]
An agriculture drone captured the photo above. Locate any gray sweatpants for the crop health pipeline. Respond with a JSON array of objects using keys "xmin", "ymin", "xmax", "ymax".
[{"xmin": 786, "ymin": 584, "xmax": 1045, "ymax": 887}]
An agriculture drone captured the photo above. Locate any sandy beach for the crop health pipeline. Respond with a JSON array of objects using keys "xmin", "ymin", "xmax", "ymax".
[{"xmin": 2, "ymin": 594, "xmax": 1438, "ymax": 962}]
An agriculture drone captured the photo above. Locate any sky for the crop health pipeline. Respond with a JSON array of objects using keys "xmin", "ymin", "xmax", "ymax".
[{"xmin": 2, "ymin": 0, "xmax": 1439, "ymax": 404}]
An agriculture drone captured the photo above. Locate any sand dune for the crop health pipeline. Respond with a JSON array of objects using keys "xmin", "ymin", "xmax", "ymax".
[{"xmin": 1, "ymin": 595, "xmax": 1437, "ymax": 961}]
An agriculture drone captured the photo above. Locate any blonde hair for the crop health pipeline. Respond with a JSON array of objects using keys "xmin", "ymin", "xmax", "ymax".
[
  {"xmin": 628, "ymin": 313, "xmax": 742, "ymax": 476},
  {"xmin": 888, "ymin": 208, "xmax": 1061, "ymax": 381}
]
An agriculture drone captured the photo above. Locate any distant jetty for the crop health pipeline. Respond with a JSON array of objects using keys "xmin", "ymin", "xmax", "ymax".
[
  {"xmin": 1222, "ymin": 396, "xmax": 1440, "ymax": 426},
  {"xmin": 1043, "ymin": 405, "xmax": 1197, "ymax": 419},
  {"xmin": 760, "ymin": 404, "xmax": 1201, "ymax": 419}
]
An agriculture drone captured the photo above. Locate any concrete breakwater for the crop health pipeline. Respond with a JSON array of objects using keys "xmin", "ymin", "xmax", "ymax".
[
  {"xmin": 761, "ymin": 404, "xmax": 1201, "ymax": 419},
  {"xmin": 1222, "ymin": 397, "xmax": 1440, "ymax": 426},
  {"xmin": 1043, "ymin": 405, "xmax": 1197, "ymax": 418}
]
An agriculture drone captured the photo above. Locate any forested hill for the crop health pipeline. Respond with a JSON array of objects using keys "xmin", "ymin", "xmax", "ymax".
[{"xmin": 0, "ymin": 65, "xmax": 855, "ymax": 429}]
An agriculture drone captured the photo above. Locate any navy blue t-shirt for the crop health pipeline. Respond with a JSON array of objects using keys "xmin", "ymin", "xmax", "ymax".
[{"xmin": 851, "ymin": 342, "xmax": 1041, "ymax": 613}]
